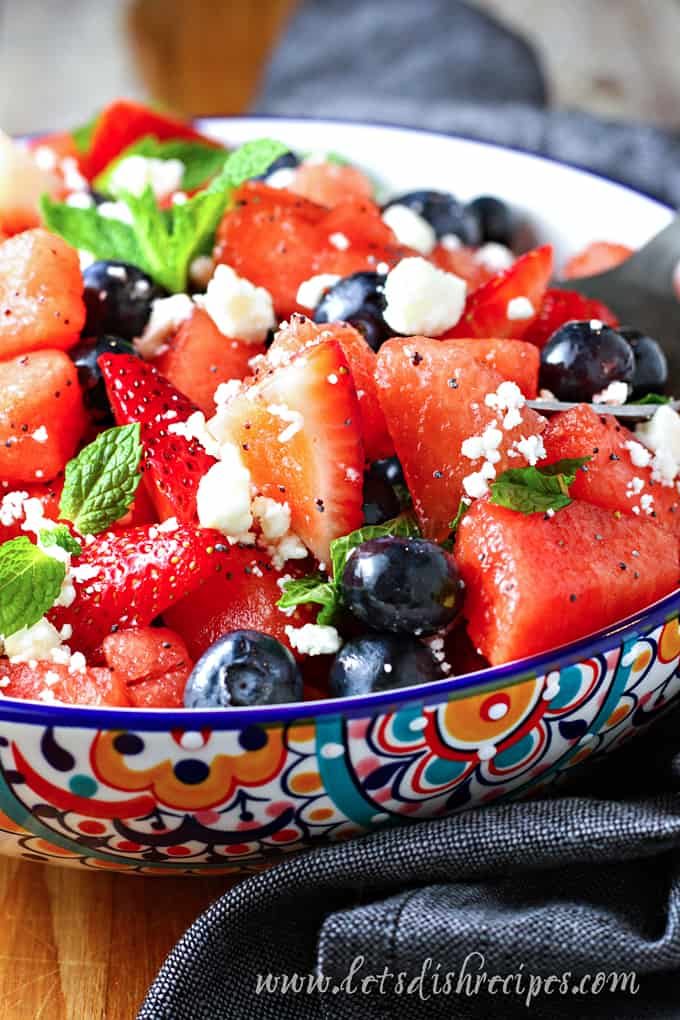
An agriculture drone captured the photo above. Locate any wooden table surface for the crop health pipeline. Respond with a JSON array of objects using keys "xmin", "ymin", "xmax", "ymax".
[{"xmin": 0, "ymin": 858, "xmax": 239, "ymax": 1019}]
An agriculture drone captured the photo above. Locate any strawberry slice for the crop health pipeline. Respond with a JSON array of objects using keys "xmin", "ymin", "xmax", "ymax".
[
  {"xmin": 267, "ymin": 315, "xmax": 394, "ymax": 461},
  {"xmin": 49, "ymin": 523, "xmax": 230, "ymax": 656},
  {"xmin": 523, "ymin": 288, "xmax": 619, "ymax": 349},
  {"xmin": 99, "ymin": 353, "xmax": 217, "ymax": 522},
  {"xmin": 561, "ymin": 241, "xmax": 633, "ymax": 280},
  {"xmin": 445, "ymin": 244, "xmax": 553, "ymax": 340},
  {"xmin": 215, "ymin": 339, "xmax": 364, "ymax": 563}
]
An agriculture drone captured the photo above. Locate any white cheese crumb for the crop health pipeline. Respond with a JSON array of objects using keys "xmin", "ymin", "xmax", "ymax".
[
  {"xmin": 267, "ymin": 403, "xmax": 304, "ymax": 443},
  {"xmin": 213, "ymin": 379, "xmax": 242, "ymax": 406},
  {"xmin": 266, "ymin": 167, "xmax": 297, "ymax": 189},
  {"xmin": 506, "ymin": 296, "xmax": 535, "ymax": 321},
  {"xmin": 285, "ymin": 623, "xmax": 342, "ymax": 656},
  {"xmin": 296, "ymin": 274, "xmax": 341, "ymax": 310},
  {"xmin": 593, "ymin": 380, "xmax": 629, "ymax": 406},
  {"xmin": 383, "ymin": 257, "xmax": 466, "ymax": 336},
  {"xmin": 329, "ymin": 231, "xmax": 350, "ymax": 251},
  {"xmin": 32, "ymin": 145, "xmax": 57, "ymax": 172},
  {"xmin": 513, "ymin": 433, "xmax": 547, "ymax": 466},
  {"xmin": 0, "ymin": 490, "xmax": 29, "ymax": 526},
  {"xmin": 196, "ymin": 443, "xmax": 253, "ymax": 538},
  {"xmin": 65, "ymin": 191, "xmax": 95, "ymax": 209},
  {"xmin": 484, "ymin": 380, "xmax": 526, "ymax": 430},
  {"xmin": 461, "ymin": 426, "xmax": 502, "ymax": 464},
  {"xmin": 4, "ymin": 618, "xmax": 63, "ymax": 662},
  {"xmin": 31, "ymin": 426, "xmax": 48, "ymax": 443},
  {"xmin": 381, "ymin": 205, "xmax": 436, "ymax": 255},
  {"xmin": 267, "ymin": 531, "xmax": 308, "ymax": 570},
  {"xmin": 626, "ymin": 476, "xmax": 645, "ymax": 498},
  {"xmin": 168, "ymin": 410, "xmax": 221, "ymax": 459},
  {"xmin": 134, "ymin": 293, "xmax": 194, "ymax": 358},
  {"xmin": 195, "ymin": 264, "xmax": 275, "ymax": 344},
  {"xmin": 109, "ymin": 154, "xmax": 185, "ymax": 201},
  {"xmin": 474, "ymin": 243, "xmax": 514, "ymax": 272},
  {"xmin": 625, "ymin": 440, "xmax": 652, "ymax": 468},
  {"xmin": 172, "ymin": 191, "xmax": 188, "ymax": 205},
  {"xmin": 462, "ymin": 460, "xmax": 497, "ymax": 499},
  {"xmin": 98, "ymin": 200, "xmax": 134, "ymax": 225},
  {"xmin": 60, "ymin": 156, "xmax": 88, "ymax": 192},
  {"xmin": 252, "ymin": 496, "xmax": 291, "ymax": 541}
]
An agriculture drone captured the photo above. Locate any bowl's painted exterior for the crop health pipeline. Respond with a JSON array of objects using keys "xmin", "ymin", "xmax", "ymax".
[{"xmin": 2, "ymin": 119, "xmax": 678, "ymax": 874}]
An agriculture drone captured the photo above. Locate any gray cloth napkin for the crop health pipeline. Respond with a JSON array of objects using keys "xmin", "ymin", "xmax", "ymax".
[{"xmin": 139, "ymin": 3, "xmax": 680, "ymax": 1017}]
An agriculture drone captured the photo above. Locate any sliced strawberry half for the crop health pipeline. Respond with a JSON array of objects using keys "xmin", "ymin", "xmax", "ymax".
[
  {"xmin": 445, "ymin": 244, "xmax": 553, "ymax": 340},
  {"xmin": 523, "ymin": 288, "xmax": 619, "ymax": 349},
  {"xmin": 561, "ymin": 241, "xmax": 633, "ymax": 280},
  {"xmin": 215, "ymin": 339, "xmax": 364, "ymax": 563},
  {"xmin": 267, "ymin": 315, "xmax": 394, "ymax": 461},
  {"xmin": 99, "ymin": 353, "xmax": 217, "ymax": 522},
  {"xmin": 49, "ymin": 523, "xmax": 230, "ymax": 657}
]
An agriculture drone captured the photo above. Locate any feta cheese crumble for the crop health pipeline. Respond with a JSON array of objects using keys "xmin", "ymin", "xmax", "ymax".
[
  {"xmin": 329, "ymin": 231, "xmax": 350, "ymax": 251},
  {"xmin": 635, "ymin": 404, "xmax": 680, "ymax": 486},
  {"xmin": 484, "ymin": 380, "xmax": 526, "ymax": 430},
  {"xmin": 381, "ymin": 204, "xmax": 436, "ymax": 255},
  {"xmin": 383, "ymin": 257, "xmax": 466, "ymax": 336},
  {"xmin": 266, "ymin": 167, "xmax": 297, "ymax": 190},
  {"xmin": 284, "ymin": 623, "xmax": 342, "ymax": 656},
  {"xmin": 593, "ymin": 380, "xmax": 629, "ymax": 406},
  {"xmin": 267, "ymin": 403, "xmax": 304, "ymax": 443},
  {"xmin": 506, "ymin": 296, "xmax": 535, "ymax": 321},
  {"xmin": 196, "ymin": 443, "xmax": 253, "ymax": 537},
  {"xmin": 513, "ymin": 433, "xmax": 547, "ymax": 466},
  {"xmin": 475, "ymin": 243, "xmax": 514, "ymax": 272},
  {"xmin": 97, "ymin": 200, "xmax": 134, "ymax": 225},
  {"xmin": 134, "ymin": 293, "xmax": 194, "ymax": 358},
  {"xmin": 195, "ymin": 264, "xmax": 275, "ymax": 344},
  {"xmin": 109, "ymin": 154, "xmax": 185, "ymax": 201},
  {"xmin": 296, "ymin": 274, "xmax": 341, "ymax": 310}
]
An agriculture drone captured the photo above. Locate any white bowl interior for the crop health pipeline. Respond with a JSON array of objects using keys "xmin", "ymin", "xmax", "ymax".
[{"xmin": 196, "ymin": 116, "xmax": 673, "ymax": 265}]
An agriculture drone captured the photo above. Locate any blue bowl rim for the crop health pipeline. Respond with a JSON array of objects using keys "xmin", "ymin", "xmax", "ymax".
[{"xmin": 4, "ymin": 115, "xmax": 677, "ymax": 731}]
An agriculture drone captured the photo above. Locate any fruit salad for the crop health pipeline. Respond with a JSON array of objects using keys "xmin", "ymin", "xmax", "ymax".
[{"xmin": 0, "ymin": 99, "xmax": 677, "ymax": 710}]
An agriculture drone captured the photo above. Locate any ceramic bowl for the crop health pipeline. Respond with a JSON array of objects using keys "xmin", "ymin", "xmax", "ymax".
[{"xmin": 1, "ymin": 118, "xmax": 678, "ymax": 876}]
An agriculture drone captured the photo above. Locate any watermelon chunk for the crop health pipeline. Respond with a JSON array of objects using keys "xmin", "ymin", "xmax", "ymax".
[
  {"xmin": 375, "ymin": 337, "xmax": 546, "ymax": 540},
  {"xmin": 102, "ymin": 626, "xmax": 192, "ymax": 709},
  {"xmin": 562, "ymin": 241, "xmax": 633, "ymax": 280},
  {"xmin": 447, "ymin": 338, "xmax": 539, "ymax": 398},
  {"xmin": 290, "ymin": 162, "xmax": 374, "ymax": 207},
  {"xmin": 542, "ymin": 404, "xmax": 680, "ymax": 537},
  {"xmin": 0, "ymin": 661, "xmax": 130, "ymax": 707},
  {"xmin": 455, "ymin": 498, "xmax": 679, "ymax": 665},
  {"xmin": 0, "ymin": 350, "xmax": 86, "ymax": 484},
  {"xmin": 152, "ymin": 307, "xmax": 264, "ymax": 416},
  {"xmin": 0, "ymin": 229, "xmax": 86, "ymax": 359}
]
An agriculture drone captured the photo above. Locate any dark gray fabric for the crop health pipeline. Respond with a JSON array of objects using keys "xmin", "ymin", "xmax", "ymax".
[{"xmin": 139, "ymin": 3, "xmax": 680, "ymax": 1017}]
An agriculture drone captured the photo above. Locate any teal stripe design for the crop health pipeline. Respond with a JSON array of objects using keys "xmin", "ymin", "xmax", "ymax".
[{"xmin": 315, "ymin": 715, "xmax": 382, "ymax": 828}]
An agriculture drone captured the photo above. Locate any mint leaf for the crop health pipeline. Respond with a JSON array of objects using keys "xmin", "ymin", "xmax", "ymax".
[
  {"xmin": 39, "ymin": 526, "xmax": 82, "ymax": 557},
  {"xmin": 633, "ymin": 393, "xmax": 671, "ymax": 406},
  {"xmin": 59, "ymin": 424, "xmax": 142, "ymax": 535},
  {"xmin": 0, "ymin": 537, "xmax": 66, "ymax": 638},
  {"xmin": 209, "ymin": 138, "xmax": 289, "ymax": 192},
  {"xmin": 490, "ymin": 457, "xmax": 590, "ymax": 515},
  {"xmin": 72, "ymin": 114, "xmax": 99, "ymax": 154},
  {"xmin": 41, "ymin": 194, "xmax": 146, "ymax": 268},
  {"xmin": 329, "ymin": 513, "xmax": 421, "ymax": 584},
  {"xmin": 442, "ymin": 498, "xmax": 470, "ymax": 551},
  {"xmin": 276, "ymin": 513, "xmax": 421, "ymax": 624},
  {"xmin": 94, "ymin": 135, "xmax": 229, "ymax": 195}
]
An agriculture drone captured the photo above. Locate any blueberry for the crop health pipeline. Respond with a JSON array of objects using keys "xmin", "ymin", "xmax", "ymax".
[
  {"xmin": 82, "ymin": 261, "xmax": 167, "ymax": 341},
  {"xmin": 367, "ymin": 456, "xmax": 406, "ymax": 489},
  {"xmin": 71, "ymin": 335, "xmax": 136, "ymax": 424},
  {"xmin": 341, "ymin": 536, "xmax": 464, "ymax": 636},
  {"xmin": 329, "ymin": 634, "xmax": 444, "ymax": 696},
  {"xmin": 618, "ymin": 327, "xmax": 668, "ymax": 398},
  {"xmin": 362, "ymin": 472, "xmax": 401, "ymax": 526},
  {"xmin": 314, "ymin": 272, "xmax": 391, "ymax": 352},
  {"xmin": 382, "ymin": 190, "xmax": 480, "ymax": 246},
  {"xmin": 539, "ymin": 320, "xmax": 635, "ymax": 402},
  {"xmin": 250, "ymin": 150, "xmax": 299, "ymax": 181},
  {"xmin": 184, "ymin": 630, "xmax": 302, "ymax": 708},
  {"xmin": 466, "ymin": 195, "xmax": 516, "ymax": 247}
]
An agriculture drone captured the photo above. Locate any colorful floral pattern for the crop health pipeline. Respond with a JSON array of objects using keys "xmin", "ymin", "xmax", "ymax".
[{"xmin": 0, "ymin": 614, "xmax": 678, "ymax": 874}]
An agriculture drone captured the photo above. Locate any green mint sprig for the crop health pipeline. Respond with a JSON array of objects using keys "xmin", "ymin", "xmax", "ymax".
[
  {"xmin": 39, "ymin": 525, "xmax": 82, "ymax": 557},
  {"xmin": 41, "ymin": 137, "xmax": 289, "ymax": 293},
  {"xmin": 93, "ymin": 135, "xmax": 229, "ymax": 195},
  {"xmin": 489, "ymin": 457, "xmax": 591, "ymax": 515},
  {"xmin": 277, "ymin": 514, "xmax": 421, "ymax": 625},
  {"xmin": 59, "ymin": 423, "xmax": 142, "ymax": 536},
  {"xmin": 0, "ymin": 537, "xmax": 66, "ymax": 639}
]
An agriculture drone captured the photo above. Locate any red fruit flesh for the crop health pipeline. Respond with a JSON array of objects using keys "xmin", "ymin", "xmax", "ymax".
[
  {"xmin": 0, "ymin": 661, "xmax": 130, "ymax": 707},
  {"xmin": 215, "ymin": 339, "xmax": 364, "ymax": 564},
  {"xmin": 542, "ymin": 403, "xmax": 680, "ymax": 536},
  {"xmin": 163, "ymin": 545, "xmax": 314, "ymax": 661},
  {"xmin": 0, "ymin": 229, "xmax": 86, "ymax": 359},
  {"xmin": 562, "ymin": 241, "xmax": 633, "ymax": 280},
  {"xmin": 455, "ymin": 498, "xmax": 679, "ymax": 665},
  {"xmin": 87, "ymin": 99, "xmax": 222, "ymax": 177},
  {"xmin": 0, "ymin": 350, "xmax": 86, "ymax": 484},
  {"xmin": 430, "ymin": 244, "xmax": 499, "ymax": 290},
  {"xmin": 99, "ymin": 353, "xmax": 217, "ymax": 523},
  {"xmin": 447, "ymin": 338, "xmax": 539, "ymax": 398},
  {"xmin": 267, "ymin": 315, "xmax": 394, "ymax": 461},
  {"xmin": 102, "ymin": 626, "xmax": 192, "ymax": 709},
  {"xmin": 445, "ymin": 244, "xmax": 553, "ymax": 340},
  {"xmin": 375, "ymin": 337, "xmax": 546, "ymax": 541},
  {"xmin": 49, "ymin": 523, "xmax": 231, "ymax": 657},
  {"xmin": 289, "ymin": 162, "xmax": 374, "ymax": 206},
  {"xmin": 523, "ymin": 288, "xmax": 619, "ymax": 349},
  {"xmin": 152, "ymin": 307, "xmax": 264, "ymax": 416}
]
